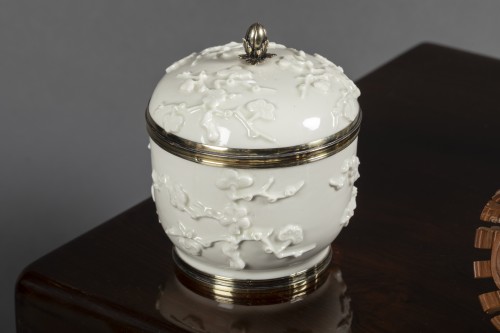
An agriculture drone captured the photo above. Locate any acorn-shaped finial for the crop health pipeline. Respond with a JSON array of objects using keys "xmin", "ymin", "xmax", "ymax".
[{"xmin": 239, "ymin": 23, "xmax": 276, "ymax": 65}]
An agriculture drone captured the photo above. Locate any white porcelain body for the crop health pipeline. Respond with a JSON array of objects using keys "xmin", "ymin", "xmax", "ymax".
[
  {"xmin": 148, "ymin": 40, "xmax": 361, "ymax": 280},
  {"xmin": 150, "ymin": 139, "xmax": 359, "ymax": 280}
]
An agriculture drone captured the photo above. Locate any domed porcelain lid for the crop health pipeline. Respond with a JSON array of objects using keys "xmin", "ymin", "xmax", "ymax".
[{"xmin": 147, "ymin": 23, "xmax": 361, "ymax": 168}]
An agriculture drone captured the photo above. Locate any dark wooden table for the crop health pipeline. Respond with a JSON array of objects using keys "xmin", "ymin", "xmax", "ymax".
[{"xmin": 16, "ymin": 43, "xmax": 500, "ymax": 332}]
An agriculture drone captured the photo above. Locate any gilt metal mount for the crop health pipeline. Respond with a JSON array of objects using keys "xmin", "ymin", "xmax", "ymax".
[{"xmin": 239, "ymin": 23, "xmax": 276, "ymax": 65}]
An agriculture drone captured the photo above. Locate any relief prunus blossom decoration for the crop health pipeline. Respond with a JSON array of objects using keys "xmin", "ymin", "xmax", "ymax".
[
  {"xmin": 277, "ymin": 49, "xmax": 360, "ymax": 126},
  {"xmin": 157, "ymin": 59, "xmax": 278, "ymax": 144},
  {"xmin": 152, "ymin": 169, "xmax": 314, "ymax": 269},
  {"xmin": 329, "ymin": 156, "xmax": 360, "ymax": 190},
  {"xmin": 329, "ymin": 155, "xmax": 360, "ymax": 227}
]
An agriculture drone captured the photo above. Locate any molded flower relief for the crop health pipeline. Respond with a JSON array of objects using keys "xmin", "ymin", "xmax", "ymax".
[
  {"xmin": 339, "ymin": 90, "xmax": 360, "ymax": 122},
  {"xmin": 199, "ymin": 89, "xmax": 237, "ymax": 143},
  {"xmin": 315, "ymin": 54, "xmax": 360, "ymax": 124},
  {"xmin": 152, "ymin": 173, "xmax": 216, "ymax": 220},
  {"xmin": 221, "ymin": 243, "xmax": 246, "ymax": 270},
  {"xmin": 220, "ymin": 203, "xmax": 251, "ymax": 229},
  {"xmin": 151, "ymin": 170, "xmax": 172, "ymax": 203},
  {"xmin": 332, "ymin": 82, "xmax": 360, "ymax": 124},
  {"xmin": 201, "ymin": 89, "xmax": 229, "ymax": 110},
  {"xmin": 200, "ymin": 111, "xmax": 221, "ymax": 142},
  {"xmin": 172, "ymin": 62, "xmax": 278, "ymax": 144},
  {"xmin": 169, "ymin": 184, "xmax": 189, "ymax": 211},
  {"xmin": 283, "ymin": 183, "xmax": 304, "ymax": 197},
  {"xmin": 231, "ymin": 99, "xmax": 276, "ymax": 142},
  {"xmin": 166, "ymin": 222, "xmax": 210, "ymax": 256},
  {"xmin": 162, "ymin": 113, "xmax": 184, "ymax": 133},
  {"xmin": 151, "ymin": 170, "xmax": 168, "ymax": 190},
  {"xmin": 216, "ymin": 169, "xmax": 254, "ymax": 190},
  {"xmin": 315, "ymin": 53, "xmax": 358, "ymax": 90},
  {"xmin": 344, "ymin": 156, "xmax": 360, "ymax": 186},
  {"xmin": 296, "ymin": 73, "xmax": 332, "ymax": 98},
  {"xmin": 154, "ymin": 169, "xmax": 314, "ymax": 270},
  {"xmin": 214, "ymin": 66, "xmax": 274, "ymax": 93},
  {"xmin": 277, "ymin": 50, "xmax": 313, "ymax": 73},
  {"xmin": 278, "ymin": 49, "xmax": 360, "ymax": 103},
  {"xmin": 177, "ymin": 236, "xmax": 204, "ymax": 256},
  {"xmin": 245, "ymin": 99, "xmax": 276, "ymax": 122},
  {"xmin": 177, "ymin": 71, "xmax": 209, "ymax": 93},
  {"xmin": 277, "ymin": 50, "xmax": 336, "ymax": 98},
  {"xmin": 329, "ymin": 178, "xmax": 345, "ymax": 191},
  {"xmin": 156, "ymin": 179, "xmax": 224, "ymax": 221},
  {"xmin": 153, "ymin": 103, "xmax": 186, "ymax": 133},
  {"xmin": 277, "ymin": 225, "xmax": 304, "ymax": 245},
  {"xmin": 257, "ymin": 225, "xmax": 316, "ymax": 259},
  {"xmin": 311, "ymin": 75, "xmax": 331, "ymax": 92},
  {"xmin": 330, "ymin": 156, "xmax": 360, "ymax": 190}
]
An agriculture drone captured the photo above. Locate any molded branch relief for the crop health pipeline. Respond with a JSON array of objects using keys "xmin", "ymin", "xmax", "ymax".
[
  {"xmin": 156, "ymin": 42, "xmax": 361, "ymax": 147},
  {"xmin": 152, "ymin": 102, "xmax": 187, "ymax": 133},
  {"xmin": 277, "ymin": 50, "xmax": 333, "ymax": 98},
  {"xmin": 156, "ymin": 64, "xmax": 278, "ymax": 144},
  {"xmin": 277, "ymin": 50, "xmax": 360, "ymax": 125},
  {"xmin": 315, "ymin": 54, "xmax": 361, "ymax": 123},
  {"xmin": 341, "ymin": 186, "xmax": 358, "ymax": 227},
  {"xmin": 329, "ymin": 156, "xmax": 360, "ymax": 190},
  {"xmin": 217, "ymin": 169, "xmax": 304, "ymax": 203},
  {"xmin": 152, "ymin": 169, "xmax": 312, "ymax": 269},
  {"xmin": 215, "ymin": 169, "xmax": 254, "ymax": 190},
  {"xmin": 165, "ymin": 222, "xmax": 210, "ymax": 256},
  {"xmin": 167, "ymin": 222, "xmax": 316, "ymax": 267},
  {"xmin": 328, "ymin": 156, "xmax": 360, "ymax": 227},
  {"xmin": 234, "ymin": 100, "xmax": 276, "ymax": 142},
  {"xmin": 152, "ymin": 170, "xmax": 223, "ymax": 220},
  {"xmin": 263, "ymin": 225, "xmax": 316, "ymax": 258}
]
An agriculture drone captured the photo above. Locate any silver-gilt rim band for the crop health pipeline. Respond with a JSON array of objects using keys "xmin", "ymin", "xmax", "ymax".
[
  {"xmin": 173, "ymin": 247, "xmax": 333, "ymax": 305},
  {"xmin": 146, "ymin": 108, "xmax": 361, "ymax": 169}
]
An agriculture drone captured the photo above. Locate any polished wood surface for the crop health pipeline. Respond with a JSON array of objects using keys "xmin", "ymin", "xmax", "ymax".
[{"xmin": 16, "ymin": 43, "xmax": 500, "ymax": 332}]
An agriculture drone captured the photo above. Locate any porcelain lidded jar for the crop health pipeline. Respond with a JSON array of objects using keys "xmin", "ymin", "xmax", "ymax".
[{"xmin": 147, "ymin": 23, "xmax": 361, "ymax": 302}]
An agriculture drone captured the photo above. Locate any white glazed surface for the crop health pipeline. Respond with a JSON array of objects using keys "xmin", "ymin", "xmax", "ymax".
[
  {"xmin": 149, "ymin": 41, "xmax": 361, "ymax": 279},
  {"xmin": 149, "ymin": 42, "xmax": 360, "ymax": 148},
  {"xmin": 150, "ymin": 139, "xmax": 359, "ymax": 280}
]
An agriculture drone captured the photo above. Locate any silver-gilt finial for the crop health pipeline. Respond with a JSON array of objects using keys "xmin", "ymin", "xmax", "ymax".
[{"xmin": 239, "ymin": 23, "xmax": 276, "ymax": 65}]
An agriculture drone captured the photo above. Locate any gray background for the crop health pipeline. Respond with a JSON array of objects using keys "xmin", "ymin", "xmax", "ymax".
[{"xmin": 1, "ymin": 0, "xmax": 499, "ymax": 331}]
